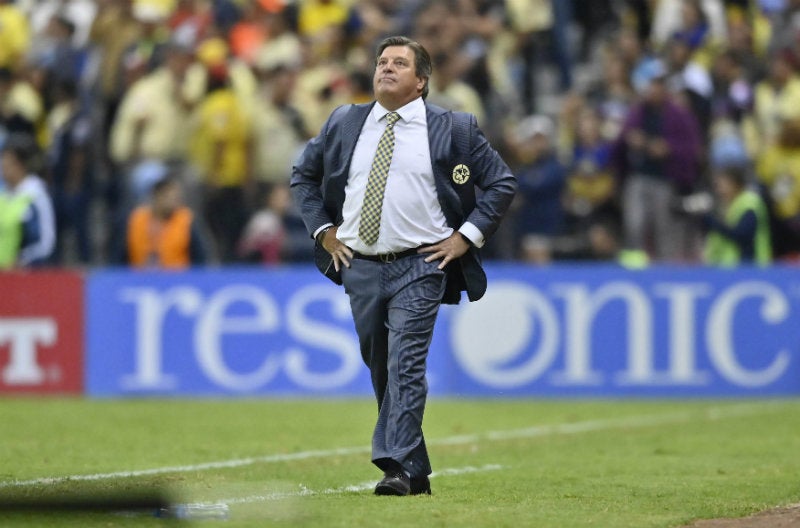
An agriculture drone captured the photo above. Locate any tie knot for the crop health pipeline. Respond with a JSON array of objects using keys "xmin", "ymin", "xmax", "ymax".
[{"xmin": 385, "ymin": 112, "xmax": 400, "ymax": 127}]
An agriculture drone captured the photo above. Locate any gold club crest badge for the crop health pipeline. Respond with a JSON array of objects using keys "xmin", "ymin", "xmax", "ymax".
[{"xmin": 452, "ymin": 164, "xmax": 470, "ymax": 184}]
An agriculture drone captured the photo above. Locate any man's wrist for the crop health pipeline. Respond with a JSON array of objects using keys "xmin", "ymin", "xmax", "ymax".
[
  {"xmin": 458, "ymin": 232, "xmax": 475, "ymax": 248},
  {"xmin": 458, "ymin": 222, "xmax": 485, "ymax": 248},
  {"xmin": 316, "ymin": 225, "xmax": 333, "ymax": 245}
]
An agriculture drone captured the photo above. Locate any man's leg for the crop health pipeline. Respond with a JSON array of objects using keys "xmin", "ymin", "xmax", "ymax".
[
  {"xmin": 651, "ymin": 179, "xmax": 679, "ymax": 261},
  {"xmin": 622, "ymin": 176, "xmax": 649, "ymax": 252},
  {"xmin": 341, "ymin": 259, "xmax": 388, "ymax": 406},
  {"xmin": 372, "ymin": 256, "xmax": 445, "ymax": 479}
]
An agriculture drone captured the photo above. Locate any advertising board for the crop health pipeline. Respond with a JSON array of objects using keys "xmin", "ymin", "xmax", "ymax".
[
  {"xmin": 86, "ymin": 266, "xmax": 800, "ymax": 397},
  {"xmin": 0, "ymin": 271, "xmax": 84, "ymax": 394}
]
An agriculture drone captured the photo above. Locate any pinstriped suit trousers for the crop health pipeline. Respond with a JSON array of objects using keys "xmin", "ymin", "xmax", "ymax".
[{"xmin": 341, "ymin": 253, "xmax": 446, "ymax": 478}]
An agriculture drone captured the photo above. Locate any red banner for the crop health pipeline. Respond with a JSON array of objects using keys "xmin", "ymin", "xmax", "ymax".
[{"xmin": 0, "ymin": 271, "xmax": 84, "ymax": 394}]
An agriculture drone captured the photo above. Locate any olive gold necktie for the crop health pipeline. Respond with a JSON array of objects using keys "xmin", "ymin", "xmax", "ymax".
[{"xmin": 358, "ymin": 111, "xmax": 401, "ymax": 245}]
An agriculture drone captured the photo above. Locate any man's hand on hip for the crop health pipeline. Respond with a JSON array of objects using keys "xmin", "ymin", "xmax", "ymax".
[
  {"xmin": 419, "ymin": 232, "xmax": 470, "ymax": 270},
  {"xmin": 321, "ymin": 226, "xmax": 353, "ymax": 271}
]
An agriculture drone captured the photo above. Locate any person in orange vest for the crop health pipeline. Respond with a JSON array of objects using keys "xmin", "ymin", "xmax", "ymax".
[{"xmin": 119, "ymin": 174, "xmax": 207, "ymax": 268}]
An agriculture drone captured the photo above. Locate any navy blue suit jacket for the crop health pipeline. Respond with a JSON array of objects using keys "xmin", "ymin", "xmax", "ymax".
[{"xmin": 290, "ymin": 101, "xmax": 516, "ymax": 304}]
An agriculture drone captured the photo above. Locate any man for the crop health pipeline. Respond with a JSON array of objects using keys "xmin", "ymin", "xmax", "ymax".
[
  {"xmin": 291, "ymin": 36, "xmax": 516, "ymax": 496},
  {"xmin": 611, "ymin": 59, "xmax": 703, "ymax": 262},
  {"xmin": 190, "ymin": 60, "xmax": 253, "ymax": 263},
  {"xmin": 0, "ymin": 138, "xmax": 39, "ymax": 269},
  {"xmin": 509, "ymin": 114, "xmax": 566, "ymax": 263},
  {"xmin": 109, "ymin": 40, "xmax": 196, "ymax": 208},
  {"xmin": 46, "ymin": 78, "xmax": 94, "ymax": 265},
  {"xmin": 703, "ymin": 165, "xmax": 771, "ymax": 266},
  {"xmin": 118, "ymin": 174, "xmax": 207, "ymax": 268},
  {"xmin": 0, "ymin": 133, "xmax": 55, "ymax": 267}
]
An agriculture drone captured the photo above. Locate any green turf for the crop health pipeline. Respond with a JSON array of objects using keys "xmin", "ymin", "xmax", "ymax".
[{"xmin": 0, "ymin": 398, "xmax": 798, "ymax": 527}]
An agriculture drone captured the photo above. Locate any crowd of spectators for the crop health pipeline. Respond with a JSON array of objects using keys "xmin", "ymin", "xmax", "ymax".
[{"xmin": 1, "ymin": 0, "xmax": 799, "ymax": 269}]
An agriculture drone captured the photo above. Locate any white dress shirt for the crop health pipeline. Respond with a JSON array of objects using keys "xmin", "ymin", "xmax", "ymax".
[{"xmin": 328, "ymin": 98, "xmax": 483, "ymax": 254}]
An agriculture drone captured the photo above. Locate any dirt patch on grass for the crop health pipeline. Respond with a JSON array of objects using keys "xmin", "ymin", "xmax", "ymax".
[{"xmin": 685, "ymin": 504, "xmax": 800, "ymax": 527}]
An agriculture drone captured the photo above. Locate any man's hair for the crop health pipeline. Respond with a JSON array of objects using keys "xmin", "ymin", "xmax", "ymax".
[
  {"xmin": 1, "ymin": 133, "xmax": 39, "ymax": 170},
  {"xmin": 151, "ymin": 174, "xmax": 179, "ymax": 196},
  {"xmin": 375, "ymin": 36, "xmax": 432, "ymax": 99}
]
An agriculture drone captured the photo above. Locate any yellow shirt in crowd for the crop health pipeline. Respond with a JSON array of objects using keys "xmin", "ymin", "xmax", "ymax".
[
  {"xmin": 752, "ymin": 76, "xmax": 800, "ymax": 151},
  {"xmin": 251, "ymin": 98, "xmax": 303, "ymax": 184},
  {"xmin": 757, "ymin": 144, "xmax": 800, "ymax": 220},
  {"xmin": 191, "ymin": 88, "xmax": 251, "ymax": 187},
  {"xmin": 110, "ymin": 68, "xmax": 196, "ymax": 164},
  {"xmin": 298, "ymin": 0, "xmax": 349, "ymax": 36},
  {"xmin": 0, "ymin": 4, "xmax": 30, "ymax": 69}
]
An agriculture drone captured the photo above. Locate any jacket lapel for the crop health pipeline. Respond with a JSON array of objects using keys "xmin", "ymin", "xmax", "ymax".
[
  {"xmin": 326, "ymin": 103, "xmax": 373, "ymax": 222},
  {"xmin": 426, "ymin": 104, "xmax": 451, "ymax": 179},
  {"xmin": 340, "ymin": 103, "xmax": 373, "ymax": 171}
]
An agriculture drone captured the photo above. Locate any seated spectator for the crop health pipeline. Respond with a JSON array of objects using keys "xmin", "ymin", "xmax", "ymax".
[
  {"xmin": 587, "ymin": 219, "xmax": 624, "ymax": 262},
  {"xmin": 237, "ymin": 182, "xmax": 289, "ymax": 264},
  {"xmin": 237, "ymin": 181, "xmax": 314, "ymax": 264},
  {"xmin": 564, "ymin": 108, "xmax": 618, "ymax": 230},
  {"xmin": 0, "ymin": 133, "xmax": 55, "ymax": 267},
  {"xmin": 117, "ymin": 174, "xmax": 207, "ymax": 268},
  {"xmin": 703, "ymin": 165, "xmax": 771, "ymax": 266},
  {"xmin": 508, "ymin": 115, "xmax": 566, "ymax": 263}
]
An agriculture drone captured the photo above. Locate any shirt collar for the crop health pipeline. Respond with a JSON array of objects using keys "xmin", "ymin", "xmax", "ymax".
[{"xmin": 372, "ymin": 97, "xmax": 425, "ymax": 125}]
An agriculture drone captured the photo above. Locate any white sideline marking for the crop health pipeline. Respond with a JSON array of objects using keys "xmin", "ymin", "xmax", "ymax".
[
  {"xmin": 210, "ymin": 464, "xmax": 505, "ymax": 505},
  {"xmin": 0, "ymin": 402, "xmax": 779, "ymax": 489},
  {"xmin": 0, "ymin": 446, "xmax": 371, "ymax": 488}
]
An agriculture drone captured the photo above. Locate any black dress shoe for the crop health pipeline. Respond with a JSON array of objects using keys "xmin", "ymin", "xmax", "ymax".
[
  {"xmin": 374, "ymin": 472, "xmax": 410, "ymax": 496},
  {"xmin": 410, "ymin": 475, "xmax": 431, "ymax": 495}
]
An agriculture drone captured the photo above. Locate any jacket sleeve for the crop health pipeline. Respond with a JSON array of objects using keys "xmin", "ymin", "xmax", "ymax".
[
  {"xmin": 665, "ymin": 107, "xmax": 703, "ymax": 192},
  {"xmin": 290, "ymin": 106, "xmax": 347, "ymax": 237},
  {"xmin": 463, "ymin": 114, "xmax": 517, "ymax": 241}
]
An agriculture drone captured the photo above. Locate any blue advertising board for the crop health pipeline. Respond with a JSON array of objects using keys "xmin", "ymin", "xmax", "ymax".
[{"xmin": 86, "ymin": 265, "xmax": 800, "ymax": 397}]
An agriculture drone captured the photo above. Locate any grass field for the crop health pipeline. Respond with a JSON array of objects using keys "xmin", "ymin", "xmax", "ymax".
[{"xmin": 1, "ymin": 398, "xmax": 799, "ymax": 527}]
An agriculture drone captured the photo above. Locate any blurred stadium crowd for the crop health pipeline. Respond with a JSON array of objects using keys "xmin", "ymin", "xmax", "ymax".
[{"xmin": 1, "ymin": 0, "xmax": 799, "ymax": 268}]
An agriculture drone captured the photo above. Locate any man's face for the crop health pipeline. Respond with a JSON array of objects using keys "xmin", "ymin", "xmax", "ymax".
[
  {"xmin": 644, "ymin": 79, "xmax": 667, "ymax": 104},
  {"xmin": 167, "ymin": 49, "xmax": 194, "ymax": 80},
  {"xmin": 154, "ymin": 182, "xmax": 182, "ymax": 217},
  {"xmin": 373, "ymin": 45, "xmax": 425, "ymax": 109},
  {"xmin": 0, "ymin": 151, "xmax": 24, "ymax": 188}
]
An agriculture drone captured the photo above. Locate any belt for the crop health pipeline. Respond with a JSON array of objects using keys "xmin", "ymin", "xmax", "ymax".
[{"xmin": 352, "ymin": 244, "xmax": 432, "ymax": 263}]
